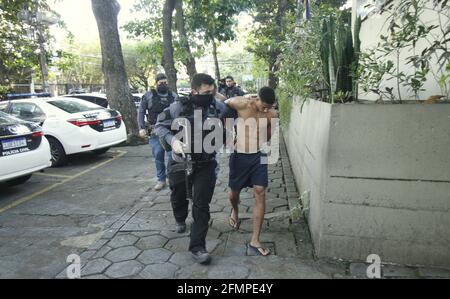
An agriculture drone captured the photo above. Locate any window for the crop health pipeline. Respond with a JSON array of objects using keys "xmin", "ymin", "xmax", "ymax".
[
  {"xmin": 0, "ymin": 111, "xmax": 20, "ymax": 125},
  {"xmin": 0, "ymin": 102, "xmax": 8, "ymax": 112},
  {"xmin": 66, "ymin": 95, "xmax": 109, "ymax": 108},
  {"xmin": 10, "ymin": 102, "xmax": 46, "ymax": 123},
  {"xmin": 48, "ymin": 98, "xmax": 103, "ymax": 114}
]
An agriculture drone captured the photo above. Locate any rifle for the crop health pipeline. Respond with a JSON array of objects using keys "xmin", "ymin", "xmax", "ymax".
[{"xmin": 180, "ymin": 149, "xmax": 193, "ymax": 201}]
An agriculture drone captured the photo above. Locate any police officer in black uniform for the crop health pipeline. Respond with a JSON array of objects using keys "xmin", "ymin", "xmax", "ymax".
[
  {"xmin": 139, "ymin": 74, "xmax": 178, "ymax": 191},
  {"xmin": 218, "ymin": 78, "xmax": 226, "ymax": 96},
  {"xmin": 223, "ymin": 75, "xmax": 245, "ymax": 99},
  {"xmin": 155, "ymin": 73, "xmax": 227, "ymax": 265}
]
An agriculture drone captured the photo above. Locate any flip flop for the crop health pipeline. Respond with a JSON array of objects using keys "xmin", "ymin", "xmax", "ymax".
[
  {"xmin": 229, "ymin": 208, "xmax": 241, "ymax": 230},
  {"xmin": 248, "ymin": 243, "xmax": 271, "ymax": 256}
]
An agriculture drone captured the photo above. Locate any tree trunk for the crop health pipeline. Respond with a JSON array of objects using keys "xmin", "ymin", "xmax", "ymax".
[
  {"xmin": 296, "ymin": 0, "xmax": 303, "ymax": 25},
  {"xmin": 268, "ymin": 58, "xmax": 279, "ymax": 89},
  {"xmin": 175, "ymin": 0, "xmax": 197, "ymax": 82},
  {"xmin": 0, "ymin": 58, "xmax": 6, "ymax": 85},
  {"xmin": 266, "ymin": 0, "xmax": 288, "ymax": 90},
  {"xmin": 277, "ymin": 0, "xmax": 288, "ymax": 30},
  {"xmin": 162, "ymin": 0, "xmax": 178, "ymax": 92},
  {"xmin": 37, "ymin": 25, "xmax": 49, "ymax": 93},
  {"xmin": 211, "ymin": 36, "xmax": 220, "ymax": 82},
  {"xmin": 91, "ymin": 0, "xmax": 140, "ymax": 144}
]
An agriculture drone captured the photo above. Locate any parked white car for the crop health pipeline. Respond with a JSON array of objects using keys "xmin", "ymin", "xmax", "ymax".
[
  {"xmin": 0, "ymin": 111, "xmax": 51, "ymax": 185},
  {"xmin": 64, "ymin": 93, "xmax": 109, "ymax": 108},
  {"xmin": 1, "ymin": 97, "xmax": 127, "ymax": 166},
  {"xmin": 65, "ymin": 93, "xmax": 144, "ymax": 109}
]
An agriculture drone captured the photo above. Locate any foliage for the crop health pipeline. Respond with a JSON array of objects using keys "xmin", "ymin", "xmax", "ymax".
[
  {"xmin": 358, "ymin": 0, "xmax": 450, "ymax": 101},
  {"xmin": 276, "ymin": 12, "xmax": 324, "ymax": 99},
  {"xmin": 123, "ymin": 0, "xmax": 163, "ymax": 40},
  {"xmin": 56, "ymin": 40, "xmax": 161, "ymax": 92},
  {"xmin": 0, "ymin": 0, "xmax": 67, "ymax": 85},
  {"xmin": 246, "ymin": 0, "xmax": 297, "ymax": 88},
  {"xmin": 274, "ymin": 0, "xmax": 362, "ymax": 130},
  {"xmin": 186, "ymin": 0, "xmax": 251, "ymax": 44},
  {"xmin": 123, "ymin": 42, "xmax": 162, "ymax": 91},
  {"xmin": 187, "ymin": 0, "xmax": 252, "ymax": 79},
  {"xmin": 320, "ymin": 9, "xmax": 355, "ymax": 103},
  {"xmin": 55, "ymin": 42, "xmax": 103, "ymax": 85},
  {"xmin": 277, "ymin": 3, "xmax": 353, "ymax": 102},
  {"xmin": 277, "ymin": 89, "xmax": 293, "ymax": 129},
  {"xmin": 0, "ymin": 0, "xmax": 40, "ymax": 83},
  {"xmin": 0, "ymin": 85, "xmax": 12, "ymax": 101},
  {"xmin": 217, "ymin": 49, "xmax": 254, "ymax": 88},
  {"xmin": 124, "ymin": 0, "xmax": 249, "ymax": 81},
  {"xmin": 353, "ymin": 15, "xmax": 361, "ymax": 100}
]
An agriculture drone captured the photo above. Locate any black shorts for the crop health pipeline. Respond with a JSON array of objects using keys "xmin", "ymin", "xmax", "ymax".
[{"xmin": 228, "ymin": 152, "xmax": 268, "ymax": 191}]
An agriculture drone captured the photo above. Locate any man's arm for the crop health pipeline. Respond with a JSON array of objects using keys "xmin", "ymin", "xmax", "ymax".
[
  {"xmin": 215, "ymin": 92, "xmax": 227, "ymax": 102},
  {"xmin": 155, "ymin": 101, "xmax": 184, "ymax": 145},
  {"xmin": 172, "ymin": 91, "xmax": 179, "ymax": 102},
  {"xmin": 225, "ymin": 96, "xmax": 248, "ymax": 111},
  {"xmin": 155, "ymin": 105, "xmax": 175, "ymax": 146},
  {"xmin": 138, "ymin": 93, "xmax": 152, "ymax": 130}
]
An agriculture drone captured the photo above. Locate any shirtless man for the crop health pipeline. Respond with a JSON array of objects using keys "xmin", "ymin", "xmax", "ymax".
[{"xmin": 225, "ymin": 87, "xmax": 278, "ymax": 256}]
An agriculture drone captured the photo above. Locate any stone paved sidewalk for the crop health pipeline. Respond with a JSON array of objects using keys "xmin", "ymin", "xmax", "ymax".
[{"xmin": 55, "ymin": 140, "xmax": 450, "ymax": 279}]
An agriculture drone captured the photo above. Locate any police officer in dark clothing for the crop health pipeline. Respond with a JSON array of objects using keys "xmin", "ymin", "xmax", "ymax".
[
  {"xmin": 155, "ymin": 73, "xmax": 227, "ymax": 265},
  {"xmin": 218, "ymin": 78, "xmax": 226, "ymax": 96},
  {"xmin": 224, "ymin": 75, "xmax": 245, "ymax": 99},
  {"xmin": 139, "ymin": 73, "xmax": 178, "ymax": 191}
]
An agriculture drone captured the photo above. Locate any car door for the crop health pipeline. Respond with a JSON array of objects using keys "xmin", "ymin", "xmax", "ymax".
[{"xmin": 9, "ymin": 102, "xmax": 47, "ymax": 125}]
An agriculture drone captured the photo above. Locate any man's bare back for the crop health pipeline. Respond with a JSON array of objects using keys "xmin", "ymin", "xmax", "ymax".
[{"xmin": 226, "ymin": 95, "xmax": 278, "ymax": 153}]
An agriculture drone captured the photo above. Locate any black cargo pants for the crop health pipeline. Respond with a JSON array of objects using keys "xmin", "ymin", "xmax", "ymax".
[{"xmin": 168, "ymin": 158, "xmax": 217, "ymax": 252}]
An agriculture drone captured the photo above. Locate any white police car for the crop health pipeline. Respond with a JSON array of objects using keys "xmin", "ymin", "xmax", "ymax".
[
  {"xmin": 1, "ymin": 97, "xmax": 127, "ymax": 167},
  {"xmin": 0, "ymin": 111, "xmax": 51, "ymax": 186}
]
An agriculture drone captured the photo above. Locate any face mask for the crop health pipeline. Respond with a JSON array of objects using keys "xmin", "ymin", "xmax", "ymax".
[
  {"xmin": 157, "ymin": 84, "xmax": 168, "ymax": 94},
  {"xmin": 191, "ymin": 94, "xmax": 214, "ymax": 107}
]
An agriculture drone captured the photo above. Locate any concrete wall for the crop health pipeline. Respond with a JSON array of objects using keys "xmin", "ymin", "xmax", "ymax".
[
  {"xmin": 352, "ymin": 0, "xmax": 449, "ymax": 101},
  {"xmin": 284, "ymin": 99, "xmax": 450, "ymax": 268},
  {"xmin": 284, "ymin": 97, "xmax": 332, "ymax": 249}
]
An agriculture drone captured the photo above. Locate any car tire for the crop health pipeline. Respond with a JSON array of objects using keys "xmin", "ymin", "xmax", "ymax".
[
  {"xmin": 47, "ymin": 136, "xmax": 68, "ymax": 167},
  {"xmin": 92, "ymin": 147, "xmax": 110, "ymax": 156},
  {"xmin": 6, "ymin": 174, "xmax": 32, "ymax": 186}
]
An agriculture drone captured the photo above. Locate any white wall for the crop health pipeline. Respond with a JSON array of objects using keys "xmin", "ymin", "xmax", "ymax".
[
  {"xmin": 284, "ymin": 98, "xmax": 450, "ymax": 268},
  {"xmin": 352, "ymin": 0, "xmax": 449, "ymax": 101},
  {"xmin": 284, "ymin": 97, "xmax": 332, "ymax": 250}
]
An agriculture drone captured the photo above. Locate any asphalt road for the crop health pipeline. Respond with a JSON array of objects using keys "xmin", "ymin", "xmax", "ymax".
[{"xmin": 0, "ymin": 145, "xmax": 155, "ymax": 278}]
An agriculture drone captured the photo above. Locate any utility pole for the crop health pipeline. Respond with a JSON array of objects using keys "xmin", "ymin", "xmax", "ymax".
[
  {"xmin": 296, "ymin": 0, "xmax": 303, "ymax": 25},
  {"xmin": 36, "ymin": 23, "xmax": 49, "ymax": 93},
  {"xmin": 18, "ymin": 1, "xmax": 58, "ymax": 94}
]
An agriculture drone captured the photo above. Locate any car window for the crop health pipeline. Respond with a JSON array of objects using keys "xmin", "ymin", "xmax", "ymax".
[
  {"xmin": 70, "ymin": 96, "xmax": 96, "ymax": 104},
  {"xmin": 0, "ymin": 111, "xmax": 20, "ymax": 125},
  {"xmin": 10, "ymin": 102, "xmax": 46, "ymax": 122},
  {"xmin": 95, "ymin": 98, "xmax": 108, "ymax": 108},
  {"xmin": 0, "ymin": 102, "xmax": 8, "ymax": 112},
  {"xmin": 48, "ymin": 98, "xmax": 103, "ymax": 113}
]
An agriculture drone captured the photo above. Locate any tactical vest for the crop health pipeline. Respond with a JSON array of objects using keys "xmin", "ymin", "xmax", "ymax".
[
  {"xmin": 176, "ymin": 96, "xmax": 221, "ymax": 162},
  {"xmin": 147, "ymin": 89, "xmax": 174, "ymax": 125},
  {"xmin": 225, "ymin": 86, "xmax": 241, "ymax": 99}
]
